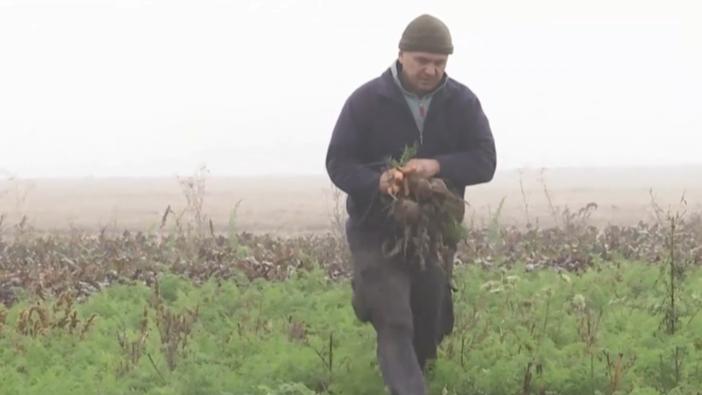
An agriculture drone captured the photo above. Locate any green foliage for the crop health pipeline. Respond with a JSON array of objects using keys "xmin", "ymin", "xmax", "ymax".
[
  {"xmin": 388, "ymin": 141, "xmax": 419, "ymax": 169},
  {"xmin": 1, "ymin": 261, "xmax": 702, "ymax": 394}
]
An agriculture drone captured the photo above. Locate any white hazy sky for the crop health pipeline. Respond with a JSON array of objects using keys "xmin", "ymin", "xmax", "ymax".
[{"xmin": 0, "ymin": 0, "xmax": 700, "ymax": 178}]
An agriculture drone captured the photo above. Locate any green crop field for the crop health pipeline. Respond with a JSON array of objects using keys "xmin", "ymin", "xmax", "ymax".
[
  {"xmin": 0, "ymin": 173, "xmax": 700, "ymax": 395},
  {"xmin": 2, "ymin": 258, "xmax": 702, "ymax": 395}
]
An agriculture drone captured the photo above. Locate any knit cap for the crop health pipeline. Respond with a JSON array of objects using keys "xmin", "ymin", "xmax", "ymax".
[{"xmin": 398, "ymin": 14, "xmax": 454, "ymax": 55}]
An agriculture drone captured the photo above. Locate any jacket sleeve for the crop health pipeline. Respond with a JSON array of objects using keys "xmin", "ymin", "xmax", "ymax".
[
  {"xmin": 325, "ymin": 89, "xmax": 381, "ymax": 198},
  {"xmin": 434, "ymin": 92, "xmax": 497, "ymax": 189}
]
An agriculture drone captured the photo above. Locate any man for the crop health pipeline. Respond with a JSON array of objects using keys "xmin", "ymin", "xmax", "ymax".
[{"xmin": 325, "ymin": 14, "xmax": 497, "ymax": 395}]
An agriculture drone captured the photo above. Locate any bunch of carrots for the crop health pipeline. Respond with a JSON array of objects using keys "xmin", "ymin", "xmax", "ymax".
[{"xmin": 385, "ymin": 167, "xmax": 412, "ymax": 197}]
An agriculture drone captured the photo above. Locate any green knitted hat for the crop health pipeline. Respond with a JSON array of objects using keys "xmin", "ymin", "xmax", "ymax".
[{"xmin": 398, "ymin": 14, "xmax": 453, "ymax": 55}]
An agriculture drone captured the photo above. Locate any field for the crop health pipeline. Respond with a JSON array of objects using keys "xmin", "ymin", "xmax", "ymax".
[
  {"xmin": 0, "ymin": 165, "xmax": 702, "ymax": 395},
  {"xmin": 2, "ymin": 166, "xmax": 701, "ymax": 234}
]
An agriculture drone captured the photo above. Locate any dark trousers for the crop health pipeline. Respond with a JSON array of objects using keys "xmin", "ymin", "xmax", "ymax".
[{"xmin": 347, "ymin": 227, "xmax": 455, "ymax": 395}]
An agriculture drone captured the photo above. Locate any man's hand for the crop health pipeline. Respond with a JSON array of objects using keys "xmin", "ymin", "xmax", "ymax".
[
  {"xmin": 378, "ymin": 159, "xmax": 440, "ymax": 195},
  {"xmin": 400, "ymin": 158, "xmax": 441, "ymax": 178}
]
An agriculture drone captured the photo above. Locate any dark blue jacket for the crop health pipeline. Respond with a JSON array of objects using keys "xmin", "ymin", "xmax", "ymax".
[{"xmin": 325, "ymin": 65, "xmax": 497, "ymax": 236}]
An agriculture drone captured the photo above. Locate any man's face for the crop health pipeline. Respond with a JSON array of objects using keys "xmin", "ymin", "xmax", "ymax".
[{"xmin": 398, "ymin": 51, "xmax": 449, "ymax": 95}]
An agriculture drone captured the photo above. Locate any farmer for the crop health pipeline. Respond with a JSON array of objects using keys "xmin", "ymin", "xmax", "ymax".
[{"xmin": 325, "ymin": 14, "xmax": 497, "ymax": 395}]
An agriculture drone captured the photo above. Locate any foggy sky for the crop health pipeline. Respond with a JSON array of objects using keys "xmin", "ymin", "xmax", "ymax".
[{"xmin": 0, "ymin": 0, "xmax": 699, "ymax": 178}]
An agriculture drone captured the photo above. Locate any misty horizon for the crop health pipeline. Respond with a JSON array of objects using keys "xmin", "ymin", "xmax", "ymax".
[{"xmin": 1, "ymin": 1, "xmax": 699, "ymax": 178}]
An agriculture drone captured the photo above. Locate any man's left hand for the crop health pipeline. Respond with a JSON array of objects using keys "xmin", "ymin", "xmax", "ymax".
[{"xmin": 400, "ymin": 158, "xmax": 441, "ymax": 178}]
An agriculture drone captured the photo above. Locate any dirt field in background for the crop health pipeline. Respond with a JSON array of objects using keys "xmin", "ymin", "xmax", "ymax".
[{"xmin": 0, "ymin": 166, "xmax": 699, "ymax": 236}]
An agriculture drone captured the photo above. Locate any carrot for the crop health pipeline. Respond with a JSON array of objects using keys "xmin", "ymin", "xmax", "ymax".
[{"xmin": 391, "ymin": 168, "xmax": 404, "ymax": 182}]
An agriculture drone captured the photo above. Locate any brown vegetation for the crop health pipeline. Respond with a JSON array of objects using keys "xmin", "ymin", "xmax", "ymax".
[{"xmin": 0, "ymin": 164, "xmax": 698, "ymax": 309}]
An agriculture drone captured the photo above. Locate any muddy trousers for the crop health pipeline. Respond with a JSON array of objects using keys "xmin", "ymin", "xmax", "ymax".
[{"xmin": 348, "ymin": 244, "xmax": 455, "ymax": 395}]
